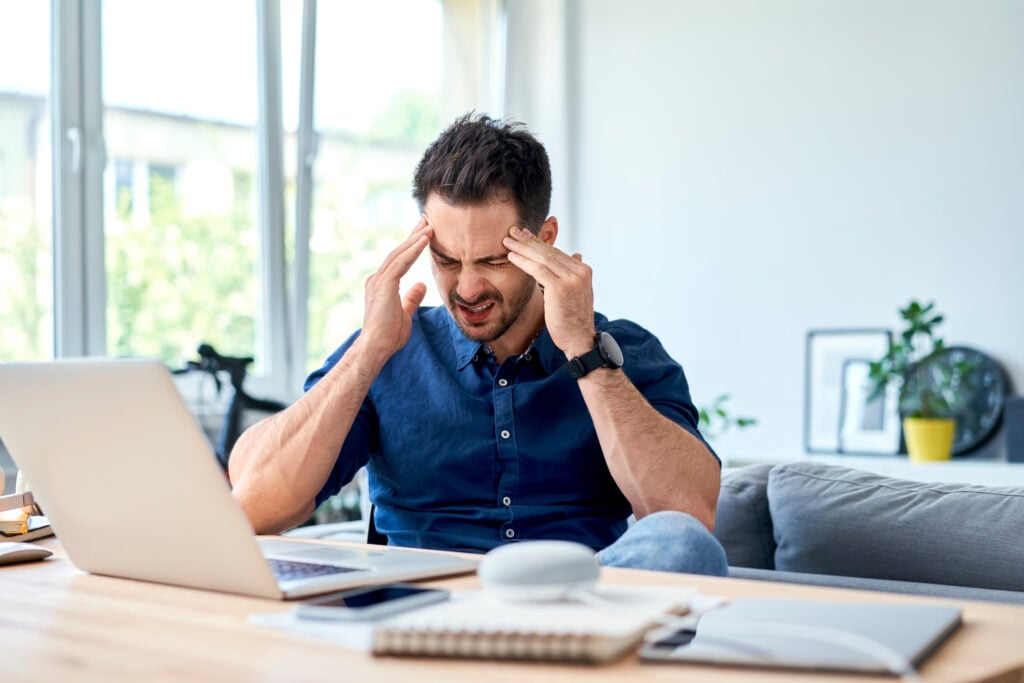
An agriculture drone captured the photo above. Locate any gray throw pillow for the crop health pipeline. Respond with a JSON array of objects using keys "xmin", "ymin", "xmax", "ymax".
[
  {"xmin": 768, "ymin": 461, "xmax": 1024, "ymax": 592},
  {"xmin": 714, "ymin": 464, "xmax": 776, "ymax": 569}
]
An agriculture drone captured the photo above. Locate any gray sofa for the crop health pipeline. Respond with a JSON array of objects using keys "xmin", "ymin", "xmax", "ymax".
[{"xmin": 713, "ymin": 461, "xmax": 1024, "ymax": 604}]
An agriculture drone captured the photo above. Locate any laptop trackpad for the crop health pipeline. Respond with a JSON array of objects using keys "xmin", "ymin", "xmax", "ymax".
[
  {"xmin": 280, "ymin": 546, "xmax": 382, "ymax": 564},
  {"xmin": 259, "ymin": 539, "xmax": 385, "ymax": 565}
]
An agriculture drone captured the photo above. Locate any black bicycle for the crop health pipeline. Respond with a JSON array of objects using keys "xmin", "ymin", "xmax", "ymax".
[{"xmin": 173, "ymin": 343, "xmax": 288, "ymax": 470}]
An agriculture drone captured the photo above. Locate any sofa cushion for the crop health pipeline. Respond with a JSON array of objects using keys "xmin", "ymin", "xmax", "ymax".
[
  {"xmin": 768, "ymin": 461, "xmax": 1024, "ymax": 592},
  {"xmin": 713, "ymin": 464, "xmax": 776, "ymax": 569}
]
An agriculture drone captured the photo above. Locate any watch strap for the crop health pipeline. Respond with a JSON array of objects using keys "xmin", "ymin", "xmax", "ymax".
[
  {"xmin": 566, "ymin": 346, "xmax": 606, "ymax": 379},
  {"xmin": 566, "ymin": 334, "xmax": 609, "ymax": 379}
]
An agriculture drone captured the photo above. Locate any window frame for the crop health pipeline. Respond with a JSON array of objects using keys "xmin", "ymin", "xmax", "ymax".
[
  {"xmin": 47, "ymin": 0, "xmax": 507, "ymax": 398},
  {"xmin": 52, "ymin": 0, "xmax": 105, "ymax": 357}
]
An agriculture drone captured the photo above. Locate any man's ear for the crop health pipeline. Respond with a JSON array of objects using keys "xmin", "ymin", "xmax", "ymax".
[{"xmin": 538, "ymin": 216, "xmax": 558, "ymax": 246}]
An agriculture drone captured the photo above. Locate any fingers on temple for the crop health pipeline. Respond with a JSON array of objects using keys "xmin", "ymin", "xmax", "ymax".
[
  {"xmin": 380, "ymin": 219, "xmax": 431, "ymax": 277},
  {"xmin": 508, "ymin": 241, "xmax": 584, "ymax": 283},
  {"xmin": 505, "ymin": 227, "xmax": 579, "ymax": 279}
]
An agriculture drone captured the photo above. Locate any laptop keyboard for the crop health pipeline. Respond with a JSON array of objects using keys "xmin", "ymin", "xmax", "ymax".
[{"xmin": 267, "ymin": 558, "xmax": 360, "ymax": 581}]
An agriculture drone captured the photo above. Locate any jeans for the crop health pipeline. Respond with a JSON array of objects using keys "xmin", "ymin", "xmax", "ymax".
[{"xmin": 596, "ymin": 510, "xmax": 728, "ymax": 576}]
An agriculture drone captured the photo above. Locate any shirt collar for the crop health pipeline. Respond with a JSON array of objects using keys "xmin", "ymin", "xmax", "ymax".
[
  {"xmin": 445, "ymin": 312, "xmax": 566, "ymax": 373},
  {"xmin": 448, "ymin": 314, "xmax": 487, "ymax": 370}
]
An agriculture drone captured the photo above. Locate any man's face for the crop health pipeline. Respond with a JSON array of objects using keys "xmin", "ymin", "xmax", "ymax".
[{"xmin": 423, "ymin": 193, "xmax": 539, "ymax": 345}]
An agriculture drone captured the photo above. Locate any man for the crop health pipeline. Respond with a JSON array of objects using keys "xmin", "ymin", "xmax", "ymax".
[{"xmin": 230, "ymin": 113, "xmax": 727, "ymax": 575}]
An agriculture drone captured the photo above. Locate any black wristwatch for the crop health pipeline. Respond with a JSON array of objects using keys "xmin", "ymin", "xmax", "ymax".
[{"xmin": 566, "ymin": 331, "xmax": 624, "ymax": 379}]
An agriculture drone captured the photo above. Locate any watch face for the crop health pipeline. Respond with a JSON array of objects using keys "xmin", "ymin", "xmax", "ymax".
[
  {"xmin": 899, "ymin": 346, "xmax": 1008, "ymax": 455},
  {"xmin": 598, "ymin": 332, "xmax": 624, "ymax": 368}
]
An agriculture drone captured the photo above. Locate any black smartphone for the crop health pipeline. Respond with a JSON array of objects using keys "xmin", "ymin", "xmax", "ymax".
[
  {"xmin": 639, "ymin": 627, "xmax": 698, "ymax": 659},
  {"xmin": 293, "ymin": 583, "xmax": 449, "ymax": 621}
]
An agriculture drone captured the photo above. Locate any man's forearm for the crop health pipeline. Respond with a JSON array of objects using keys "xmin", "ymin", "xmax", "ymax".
[
  {"xmin": 576, "ymin": 368, "xmax": 720, "ymax": 529},
  {"xmin": 228, "ymin": 338, "xmax": 383, "ymax": 534},
  {"xmin": 230, "ymin": 222, "xmax": 431, "ymax": 534}
]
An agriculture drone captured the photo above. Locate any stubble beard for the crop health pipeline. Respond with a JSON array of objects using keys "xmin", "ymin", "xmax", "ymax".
[{"xmin": 448, "ymin": 277, "xmax": 537, "ymax": 343}]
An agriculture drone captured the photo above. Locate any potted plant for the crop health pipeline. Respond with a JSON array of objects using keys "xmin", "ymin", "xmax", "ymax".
[
  {"xmin": 698, "ymin": 393, "xmax": 757, "ymax": 442},
  {"xmin": 868, "ymin": 300, "xmax": 973, "ymax": 462}
]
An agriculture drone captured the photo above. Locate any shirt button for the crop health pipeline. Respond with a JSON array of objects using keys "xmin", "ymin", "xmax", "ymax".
[
  {"xmin": 472, "ymin": 355, "xmax": 479, "ymax": 362},
  {"xmin": 524, "ymin": 354, "xmax": 533, "ymax": 362},
  {"xmin": 502, "ymin": 496, "xmax": 511, "ymax": 506},
  {"xmin": 505, "ymin": 529, "xmax": 515, "ymax": 539},
  {"xmin": 500, "ymin": 429, "xmax": 511, "ymax": 439},
  {"xmin": 498, "ymin": 378, "xmax": 508, "ymax": 387}
]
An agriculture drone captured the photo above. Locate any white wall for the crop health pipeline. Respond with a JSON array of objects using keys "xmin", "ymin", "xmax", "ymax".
[{"xmin": 507, "ymin": 0, "xmax": 1024, "ymax": 459}]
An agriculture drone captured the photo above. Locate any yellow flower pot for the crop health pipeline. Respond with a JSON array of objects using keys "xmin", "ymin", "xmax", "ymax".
[{"xmin": 903, "ymin": 417, "xmax": 955, "ymax": 462}]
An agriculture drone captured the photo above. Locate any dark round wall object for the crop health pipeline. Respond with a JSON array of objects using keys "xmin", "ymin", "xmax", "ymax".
[{"xmin": 899, "ymin": 346, "xmax": 1010, "ymax": 456}]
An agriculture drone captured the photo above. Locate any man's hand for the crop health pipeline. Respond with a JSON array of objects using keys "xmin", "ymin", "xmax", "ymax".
[
  {"xmin": 358, "ymin": 218, "xmax": 432, "ymax": 368},
  {"xmin": 503, "ymin": 226, "xmax": 595, "ymax": 358}
]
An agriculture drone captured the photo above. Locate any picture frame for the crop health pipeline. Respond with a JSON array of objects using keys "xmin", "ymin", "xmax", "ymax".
[
  {"xmin": 804, "ymin": 329, "xmax": 897, "ymax": 454},
  {"xmin": 836, "ymin": 358, "xmax": 902, "ymax": 454}
]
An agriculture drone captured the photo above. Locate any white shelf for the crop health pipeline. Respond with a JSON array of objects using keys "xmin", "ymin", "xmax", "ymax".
[{"xmin": 723, "ymin": 453, "xmax": 1024, "ymax": 487}]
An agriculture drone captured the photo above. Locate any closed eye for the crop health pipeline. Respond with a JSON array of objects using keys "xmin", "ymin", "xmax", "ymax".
[
  {"xmin": 484, "ymin": 260, "xmax": 511, "ymax": 269},
  {"xmin": 434, "ymin": 258, "xmax": 460, "ymax": 271}
]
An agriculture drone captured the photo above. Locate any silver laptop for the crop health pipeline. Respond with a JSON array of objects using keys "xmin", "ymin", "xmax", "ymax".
[
  {"xmin": 640, "ymin": 597, "xmax": 962, "ymax": 674},
  {"xmin": 0, "ymin": 357, "xmax": 476, "ymax": 599}
]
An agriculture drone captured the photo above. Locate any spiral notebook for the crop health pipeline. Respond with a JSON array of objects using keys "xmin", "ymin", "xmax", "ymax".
[{"xmin": 371, "ymin": 587, "xmax": 693, "ymax": 664}]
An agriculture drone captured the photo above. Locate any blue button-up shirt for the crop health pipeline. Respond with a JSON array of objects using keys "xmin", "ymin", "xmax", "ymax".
[{"xmin": 307, "ymin": 306, "xmax": 713, "ymax": 553}]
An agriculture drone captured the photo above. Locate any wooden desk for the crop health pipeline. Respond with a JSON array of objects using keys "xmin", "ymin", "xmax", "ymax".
[{"xmin": 3, "ymin": 539, "xmax": 1023, "ymax": 683}]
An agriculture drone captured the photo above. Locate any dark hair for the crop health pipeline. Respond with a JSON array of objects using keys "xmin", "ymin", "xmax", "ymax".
[{"xmin": 412, "ymin": 112, "xmax": 551, "ymax": 233}]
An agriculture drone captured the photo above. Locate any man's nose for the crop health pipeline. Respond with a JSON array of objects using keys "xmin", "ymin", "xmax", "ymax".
[{"xmin": 456, "ymin": 268, "xmax": 489, "ymax": 304}]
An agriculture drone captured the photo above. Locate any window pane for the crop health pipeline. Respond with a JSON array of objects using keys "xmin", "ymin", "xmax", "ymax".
[
  {"xmin": 102, "ymin": 0, "xmax": 260, "ymax": 366},
  {"xmin": 0, "ymin": 2, "xmax": 53, "ymax": 361},
  {"xmin": 304, "ymin": 0, "xmax": 445, "ymax": 372}
]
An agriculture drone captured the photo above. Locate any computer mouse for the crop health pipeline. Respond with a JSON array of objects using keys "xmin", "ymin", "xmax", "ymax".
[
  {"xmin": 478, "ymin": 540, "xmax": 600, "ymax": 602},
  {"xmin": 0, "ymin": 542, "xmax": 53, "ymax": 566}
]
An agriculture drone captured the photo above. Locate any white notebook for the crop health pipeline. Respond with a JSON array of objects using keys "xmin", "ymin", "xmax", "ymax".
[
  {"xmin": 371, "ymin": 586, "xmax": 694, "ymax": 664},
  {"xmin": 639, "ymin": 598, "xmax": 962, "ymax": 674}
]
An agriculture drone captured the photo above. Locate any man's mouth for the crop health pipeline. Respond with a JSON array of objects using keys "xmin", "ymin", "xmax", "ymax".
[{"xmin": 458, "ymin": 301, "xmax": 495, "ymax": 325}]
